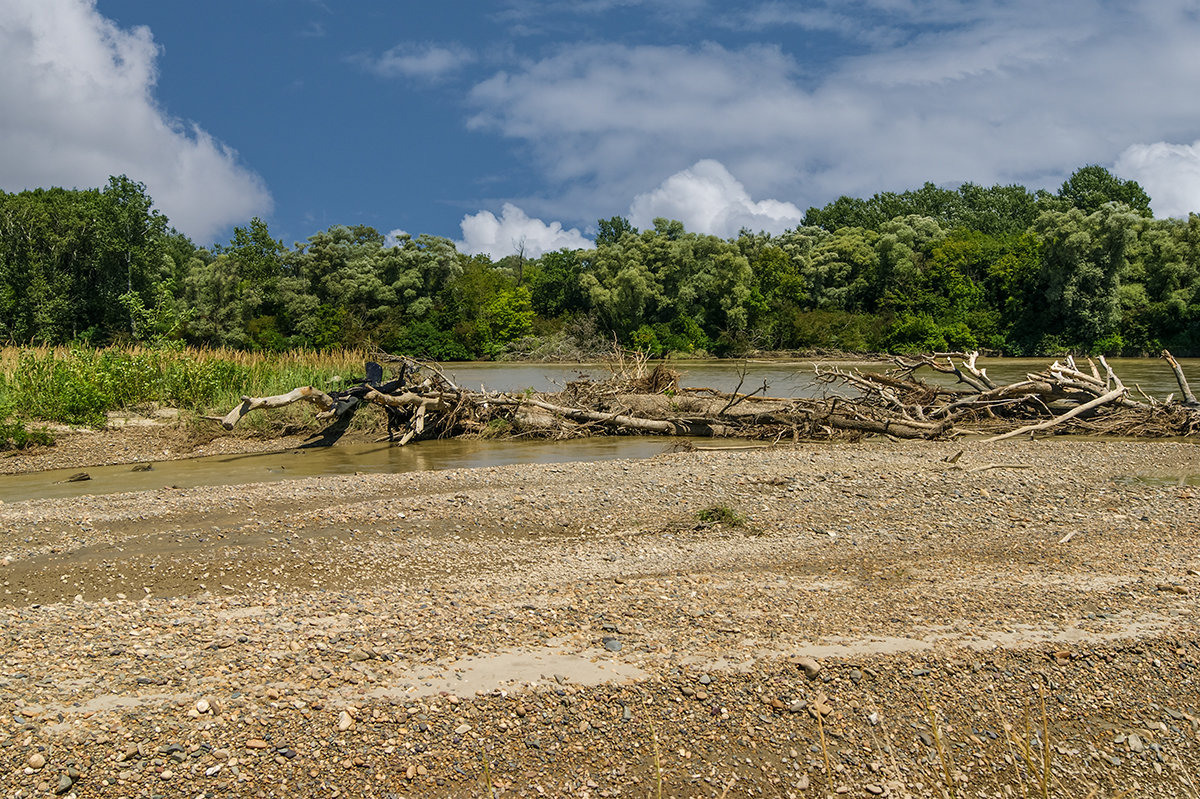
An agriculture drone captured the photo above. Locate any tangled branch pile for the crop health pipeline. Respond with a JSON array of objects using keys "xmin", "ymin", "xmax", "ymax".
[{"xmin": 216, "ymin": 350, "xmax": 1200, "ymax": 445}]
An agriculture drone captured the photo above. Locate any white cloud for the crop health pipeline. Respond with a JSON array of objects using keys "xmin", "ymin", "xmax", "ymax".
[
  {"xmin": 1115, "ymin": 141, "xmax": 1200, "ymax": 219},
  {"xmin": 364, "ymin": 42, "xmax": 474, "ymax": 80},
  {"xmin": 383, "ymin": 228, "xmax": 410, "ymax": 248},
  {"xmin": 457, "ymin": 203, "xmax": 592, "ymax": 258},
  {"xmin": 628, "ymin": 159, "xmax": 804, "ymax": 237},
  {"xmin": 0, "ymin": 0, "xmax": 271, "ymax": 244},
  {"xmin": 467, "ymin": 1, "xmax": 1200, "ymax": 222}
]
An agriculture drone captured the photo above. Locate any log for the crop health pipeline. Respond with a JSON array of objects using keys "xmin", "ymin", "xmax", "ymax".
[
  {"xmin": 1163, "ymin": 350, "xmax": 1199, "ymax": 406},
  {"xmin": 220, "ymin": 386, "xmax": 336, "ymax": 430},
  {"xmin": 502, "ymin": 396, "xmax": 732, "ymax": 436},
  {"xmin": 983, "ymin": 387, "xmax": 1126, "ymax": 442},
  {"xmin": 213, "ymin": 351, "xmax": 1199, "ymax": 446}
]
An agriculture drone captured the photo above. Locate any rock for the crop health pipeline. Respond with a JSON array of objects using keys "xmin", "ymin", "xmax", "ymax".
[
  {"xmin": 196, "ymin": 698, "xmax": 211, "ymax": 714},
  {"xmin": 602, "ymin": 637, "xmax": 622, "ymax": 652},
  {"xmin": 27, "ymin": 753, "xmax": 46, "ymax": 770},
  {"xmin": 338, "ymin": 710, "xmax": 354, "ymax": 731},
  {"xmin": 794, "ymin": 656, "xmax": 822, "ymax": 679},
  {"xmin": 245, "ymin": 739, "xmax": 270, "ymax": 749},
  {"xmin": 866, "ymin": 785, "xmax": 884, "ymax": 796},
  {"xmin": 809, "ymin": 693, "xmax": 833, "ymax": 719},
  {"xmin": 54, "ymin": 774, "xmax": 73, "ymax": 794}
]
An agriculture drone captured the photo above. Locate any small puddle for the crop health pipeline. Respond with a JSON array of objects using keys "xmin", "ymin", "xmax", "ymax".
[{"xmin": 0, "ymin": 437, "xmax": 749, "ymax": 503}]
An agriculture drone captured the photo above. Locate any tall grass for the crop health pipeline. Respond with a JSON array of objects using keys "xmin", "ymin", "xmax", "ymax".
[{"xmin": 0, "ymin": 344, "xmax": 371, "ymax": 427}]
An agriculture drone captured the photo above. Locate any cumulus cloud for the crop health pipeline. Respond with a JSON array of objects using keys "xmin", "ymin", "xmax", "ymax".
[
  {"xmin": 457, "ymin": 203, "xmax": 592, "ymax": 258},
  {"xmin": 629, "ymin": 160, "xmax": 804, "ymax": 237},
  {"xmin": 0, "ymin": 0, "xmax": 271, "ymax": 244},
  {"xmin": 1115, "ymin": 141, "xmax": 1200, "ymax": 219},
  {"xmin": 467, "ymin": 1, "xmax": 1200, "ymax": 222},
  {"xmin": 362, "ymin": 42, "xmax": 474, "ymax": 80}
]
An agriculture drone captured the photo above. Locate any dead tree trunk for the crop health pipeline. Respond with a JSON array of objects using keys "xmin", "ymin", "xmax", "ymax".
[{"xmin": 214, "ymin": 352, "xmax": 1200, "ymax": 445}]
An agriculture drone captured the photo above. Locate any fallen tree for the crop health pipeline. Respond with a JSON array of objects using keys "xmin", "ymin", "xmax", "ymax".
[{"xmin": 213, "ymin": 350, "xmax": 1200, "ymax": 445}]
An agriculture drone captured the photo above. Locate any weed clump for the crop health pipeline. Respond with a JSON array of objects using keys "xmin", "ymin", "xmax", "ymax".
[{"xmin": 697, "ymin": 504, "xmax": 746, "ymax": 527}]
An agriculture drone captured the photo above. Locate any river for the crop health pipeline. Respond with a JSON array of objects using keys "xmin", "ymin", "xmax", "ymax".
[{"xmin": 2, "ymin": 356, "xmax": 1194, "ymax": 502}]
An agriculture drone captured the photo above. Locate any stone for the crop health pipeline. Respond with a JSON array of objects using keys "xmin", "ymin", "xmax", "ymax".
[
  {"xmin": 794, "ymin": 656, "xmax": 822, "ymax": 679},
  {"xmin": 602, "ymin": 637, "xmax": 622, "ymax": 652},
  {"xmin": 245, "ymin": 739, "xmax": 270, "ymax": 749},
  {"xmin": 27, "ymin": 753, "xmax": 45, "ymax": 770},
  {"xmin": 338, "ymin": 710, "xmax": 354, "ymax": 731}
]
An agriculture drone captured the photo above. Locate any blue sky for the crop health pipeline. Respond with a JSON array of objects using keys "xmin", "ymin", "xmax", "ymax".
[{"xmin": 3, "ymin": 1, "xmax": 1200, "ymax": 256}]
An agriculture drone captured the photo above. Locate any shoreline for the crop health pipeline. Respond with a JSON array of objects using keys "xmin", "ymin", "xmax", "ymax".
[{"xmin": 0, "ymin": 437, "xmax": 1197, "ymax": 796}]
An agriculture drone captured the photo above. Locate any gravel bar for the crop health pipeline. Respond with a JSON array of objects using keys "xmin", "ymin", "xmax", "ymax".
[{"xmin": 1, "ymin": 434, "xmax": 1198, "ymax": 797}]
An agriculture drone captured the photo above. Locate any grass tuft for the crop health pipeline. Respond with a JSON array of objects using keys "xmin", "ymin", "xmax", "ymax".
[{"xmin": 697, "ymin": 504, "xmax": 746, "ymax": 527}]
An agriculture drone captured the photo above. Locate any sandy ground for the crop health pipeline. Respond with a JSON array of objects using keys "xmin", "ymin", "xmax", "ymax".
[{"xmin": 0, "ymin": 427, "xmax": 1198, "ymax": 798}]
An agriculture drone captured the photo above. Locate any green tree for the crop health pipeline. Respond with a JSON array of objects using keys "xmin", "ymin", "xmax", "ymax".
[
  {"xmin": 1024, "ymin": 205, "xmax": 1142, "ymax": 351},
  {"xmin": 526, "ymin": 248, "xmax": 586, "ymax": 318},
  {"xmin": 1057, "ymin": 165, "xmax": 1152, "ymax": 217},
  {"xmin": 595, "ymin": 216, "xmax": 637, "ymax": 246}
]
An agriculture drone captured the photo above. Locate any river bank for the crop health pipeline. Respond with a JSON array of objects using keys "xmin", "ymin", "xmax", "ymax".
[{"xmin": 1, "ymin": 435, "xmax": 1198, "ymax": 797}]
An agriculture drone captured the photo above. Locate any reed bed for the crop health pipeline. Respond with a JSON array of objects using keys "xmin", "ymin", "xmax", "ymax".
[{"xmin": 0, "ymin": 344, "xmax": 373, "ymax": 427}]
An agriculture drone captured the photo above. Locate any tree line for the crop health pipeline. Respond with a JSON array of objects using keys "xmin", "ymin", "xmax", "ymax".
[{"xmin": 1, "ymin": 166, "xmax": 1197, "ymax": 358}]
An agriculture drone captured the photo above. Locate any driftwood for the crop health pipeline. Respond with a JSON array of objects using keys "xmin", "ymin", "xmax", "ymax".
[
  {"xmin": 215, "ymin": 349, "xmax": 1200, "ymax": 446},
  {"xmin": 217, "ymin": 386, "xmax": 336, "ymax": 430}
]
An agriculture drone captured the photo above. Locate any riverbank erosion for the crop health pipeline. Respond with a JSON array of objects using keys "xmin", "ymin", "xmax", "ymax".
[{"xmin": 0, "ymin": 439, "xmax": 1198, "ymax": 797}]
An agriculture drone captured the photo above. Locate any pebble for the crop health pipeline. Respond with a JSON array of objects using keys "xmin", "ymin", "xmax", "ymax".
[
  {"xmin": 794, "ymin": 656, "xmax": 822, "ymax": 679},
  {"xmin": 27, "ymin": 753, "xmax": 45, "ymax": 770},
  {"xmin": 0, "ymin": 436, "xmax": 1195, "ymax": 797},
  {"xmin": 602, "ymin": 637, "xmax": 622, "ymax": 652}
]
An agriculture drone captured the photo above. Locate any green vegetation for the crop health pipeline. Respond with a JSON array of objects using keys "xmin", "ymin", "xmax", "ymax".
[
  {"xmin": 0, "ymin": 417, "xmax": 53, "ymax": 450},
  {"xmin": 696, "ymin": 504, "xmax": 746, "ymax": 527},
  {"xmin": 2, "ymin": 166, "xmax": 1198, "ymax": 363},
  {"xmin": 0, "ymin": 345, "xmax": 367, "ymax": 427}
]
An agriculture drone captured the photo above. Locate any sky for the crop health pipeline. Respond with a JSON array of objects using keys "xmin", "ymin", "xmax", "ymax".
[{"xmin": 3, "ymin": 0, "xmax": 1200, "ymax": 258}]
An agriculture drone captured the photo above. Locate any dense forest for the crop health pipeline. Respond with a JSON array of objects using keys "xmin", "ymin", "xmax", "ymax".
[{"xmin": 1, "ymin": 167, "xmax": 1198, "ymax": 359}]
